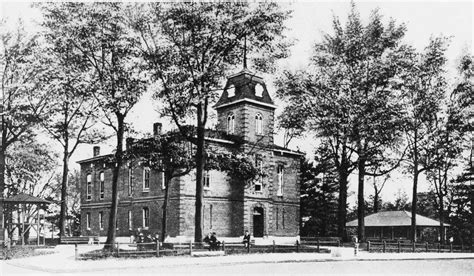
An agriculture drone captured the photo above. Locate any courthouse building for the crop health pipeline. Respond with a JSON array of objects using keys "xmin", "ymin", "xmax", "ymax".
[{"xmin": 78, "ymin": 68, "xmax": 303, "ymax": 241}]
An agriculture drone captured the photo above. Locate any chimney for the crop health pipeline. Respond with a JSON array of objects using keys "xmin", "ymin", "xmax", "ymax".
[
  {"xmin": 153, "ymin": 122, "xmax": 162, "ymax": 137},
  {"xmin": 126, "ymin": 137, "xmax": 135, "ymax": 151},
  {"xmin": 93, "ymin": 146, "xmax": 100, "ymax": 157}
]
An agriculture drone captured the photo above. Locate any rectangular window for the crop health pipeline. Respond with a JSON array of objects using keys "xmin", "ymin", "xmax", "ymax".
[
  {"xmin": 99, "ymin": 212, "xmax": 104, "ymax": 230},
  {"xmin": 203, "ymin": 170, "xmax": 210, "ymax": 190},
  {"xmin": 99, "ymin": 172, "xmax": 105, "ymax": 199},
  {"xmin": 86, "ymin": 212, "xmax": 91, "ymax": 230},
  {"xmin": 160, "ymin": 171, "xmax": 166, "ymax": 190},
  {"xmin": 128, "ymin": 166, "xmax": 133, "ymax": 196},
  {"xmin": 276, "ymin": 207, "xmax": 279, "ymax": 230},
  {"xmin": 282, "ymin": 208, "xmax": 285, "ymax": 229},
  {"xmin": 142, "ymin": 207, "xmax": 149, "ymax": 228},
  {"xmin": 255, "ymin": 156, "xmax": 263, "ymax": 192},
  {"xmin": 209, "ymin": 204, "xmax": 213, "ymax": 229},
  {"xmin": 86, "ymin": 174, "xmax": 92, "ymax": 200},
  {"xmin": 277, "ymin": 165, "xmax": 284, "ymax": 196},
  {"xmin": 143, "ymin": 167, "xmax": 150, "ymax": 191},
  {"xmin": 128, "ymin": 210, "xmax": 133, "ymax": 230}
]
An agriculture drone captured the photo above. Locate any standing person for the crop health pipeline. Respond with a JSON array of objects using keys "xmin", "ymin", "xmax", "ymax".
[{"xmin": 243, "ymin": 230, "xmax": 251, "ymax": 248}]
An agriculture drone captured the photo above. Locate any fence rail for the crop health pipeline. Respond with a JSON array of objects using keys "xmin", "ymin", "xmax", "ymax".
[
  {"xmin": 367, "ymin": 241, "xmax": 470, "ymax": 253},
  {"xmin": 75, "ymin": 239, "xmax": 333, "ymax": 260}
]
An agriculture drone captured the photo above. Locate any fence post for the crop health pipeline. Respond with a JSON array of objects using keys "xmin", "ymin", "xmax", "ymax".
[
  {"xmin": 189, "ymin": 241, "xmax": 193, "ymax": 255},
  {"xmin": 156, "ymin": 240, "xmax": 160, "ymax": 257},
  {"xmin": 317, "ymin": 239, "xmax": 320, "ymax": 253},
  {"xmin": 461, "ymin": 244, "xmax": 464, "ymax": 252},
  {"xmin": 367, "ymin": 241, "xmax": 371, "ymax": 252},
  {"xmin": 116, "ymin": 242, "xmax": 120, "ymax": 257},
  {"xmin": 272, "ymin": 240, "xmax": 276, "ymax": 253},
  {"xmin": 397, "ymin": 241, "xmax": 401, "ymax": 253},
  {"xmin": 450, "ymin": 243, "xmax": 453, "ymax": 253},
  {"xmin": 425, "ymin": 242, "xmax": 429, "ymax": 252},
  {"xmin": 337, "ymin": 240, "xmax": 341, "ymax": 247},
  {"xmin": 222, "ymin": 241, "xmax": 226, "ymax": 253},
  {"xmin": 383, "ymin": 241, "xmax": 386, "ymax": 253},
  {"xmin": 247, "ymin": 241, "xmax": 251, "ymax": 253},
  {"xmin": 437, "ymin": 243, "xmax": 441, "ymax": 253},
  {"xmin": 412, "ymin": 242, "xmax": 415, "ymax": 252},
  {"xmin": 296, "ymin": 240, "xmax": 300, "ymax": 253},
  {"xmin": 75, "ymin": 243, "xmax": 78, "ymax": 260}
]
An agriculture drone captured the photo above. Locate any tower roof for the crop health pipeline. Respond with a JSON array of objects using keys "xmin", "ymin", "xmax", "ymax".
[{"xmin": 214, "ymin": 68, "xmax": 276, "ymax": 110}]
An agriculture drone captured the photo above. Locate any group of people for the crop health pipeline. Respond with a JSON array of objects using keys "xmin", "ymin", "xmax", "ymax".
[{"xmin": 203, "ymin": 230, "xmax": 252, "ymax": 250}]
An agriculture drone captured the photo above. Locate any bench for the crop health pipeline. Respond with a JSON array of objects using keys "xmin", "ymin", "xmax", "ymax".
[{"xmin": 61, "ymin": 236, "xmax": 100, "ymax": 245}]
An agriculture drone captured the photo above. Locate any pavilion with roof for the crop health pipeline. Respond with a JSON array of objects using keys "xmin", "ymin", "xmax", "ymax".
[
  {"xmin": 346, "ymin": 211, "xmax": 448, "ymax": 242},
  {"xmin": 2, "ymin": 193, "xmax": 52, "ymax": 246}
]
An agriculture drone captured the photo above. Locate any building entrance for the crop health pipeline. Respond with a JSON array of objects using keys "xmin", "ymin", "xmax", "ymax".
[{"xmin": 253, "ymin": 207, "xmax": 264, "ymax": 237}]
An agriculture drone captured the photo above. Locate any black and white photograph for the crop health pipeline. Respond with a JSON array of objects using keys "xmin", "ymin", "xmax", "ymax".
[{"xmin": 0, "ymin": 0, "xmax": 472, "ymax": 275}]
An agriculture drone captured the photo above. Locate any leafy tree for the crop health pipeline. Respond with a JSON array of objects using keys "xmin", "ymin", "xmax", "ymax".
[
  {"xmin": 39, "ymin": 12, "xmax": 108, "ymax": 239},
  {"xmin": 127, "ymin": 134, "xmax": 194, "ymax": 242},
  {"xmin": 399, "ymin": 36, "xmax": 450, "ymax": 242},
  {"xmin": 42, "ymin": 2, "xmax": 148, "ymax": 249},
  {"xmin": 368, "ymin": 174, "xmax": 389, "ymax": 213},
  {"xmin": 0, "ymin": 20, "xmax": 51, "ymax": 231},
  {"xmin": 381, "ymin": 190, "xmax": 411, "ymax": 211},
  {"xmin": 134, "ymin": 2, "xmax": 291, "ymax": 242},
  {"xmin": 300, "ymin": 147, "xmax": 339, "ymax": 237},
  {"xmin": 4, "ymin": 138, "xmax": 58, "ymax": 242},
  {"xmin": 277, "ymin": 4, "xmax": 408, "ymax": 241}
]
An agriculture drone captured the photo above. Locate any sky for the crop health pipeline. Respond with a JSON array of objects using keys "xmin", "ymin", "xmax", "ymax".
[{"xmin": 1, "ymin": 0, "xmax": 472, "ymax": 205}]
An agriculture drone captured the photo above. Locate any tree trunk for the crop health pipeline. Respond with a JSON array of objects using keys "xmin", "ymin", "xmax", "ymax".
[
  {"xmin": 373, "ymin": 190, "xmax": 379, "ymax": 213},
  {"xmin": 194, "ymin": 107, "xmax": 205, "ymax": 243},
  {"xmin": 161, "ymin": 172, "xmax": 171, "ymax": 242},
  {"xmin": 0, "ymin": 119, "xmax": 6, "ymax": 239},
  {"xmin": 59, "ymin": 147, "xmax": 69, "ymax": 240},
  {"xmin": 357, "ymin": 156, "xmax": 366, "ymax": 242},
  {"xmin": 439, "ymin": 194, "xmax": 445, "ymax": 244},
  {"xmin": 104, "ymin": 115, "xmax": 124, "ymax": 250},
  {"xmin": 411, "ymin": 130, "xmax": 419, "ymax": 242},
  {"xmin": 337, "ymin": 169, "xmax": 348, "ymax": 239}
]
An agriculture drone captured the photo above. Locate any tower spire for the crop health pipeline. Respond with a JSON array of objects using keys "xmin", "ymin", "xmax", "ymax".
[{"xmin": 243, "ymin": 35, "xmax": 247, "ymax": 69}]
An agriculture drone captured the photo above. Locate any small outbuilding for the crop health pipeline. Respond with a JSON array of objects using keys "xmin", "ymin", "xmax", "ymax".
[{"xmin": 346, "ymin": 211, "xmax": 448, "ymax": 242}]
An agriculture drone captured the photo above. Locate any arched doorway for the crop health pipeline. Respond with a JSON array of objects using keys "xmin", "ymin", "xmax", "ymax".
[{"xmin": 253, "ymin": 207, "xmax": 264, "ymax": 237}]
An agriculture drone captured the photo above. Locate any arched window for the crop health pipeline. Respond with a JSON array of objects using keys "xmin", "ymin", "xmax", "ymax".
[
  {"xmin": 255, "ymin": 113, "xmax": 263, "ymax": 135},
  {"xmin": 277, "ymin": 165, "xmax": 284, "ymax": 196},
  {"xmin": 227, "ymin": 114, "xmax": 235, "ymax": 134}
]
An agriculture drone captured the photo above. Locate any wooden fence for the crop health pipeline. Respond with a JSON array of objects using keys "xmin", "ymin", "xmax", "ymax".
[
  {"xmin": 367, "ymin": 241, "xmax": 470, "ymax": 253},
  {"xmin": 76, "ymin": 239, "xmax": 335, "ymax": 260}
]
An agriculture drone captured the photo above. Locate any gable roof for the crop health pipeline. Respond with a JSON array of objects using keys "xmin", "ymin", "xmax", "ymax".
[{"xmin": 346, "ymin": 211, "xmax": 449, "ymax": 227}]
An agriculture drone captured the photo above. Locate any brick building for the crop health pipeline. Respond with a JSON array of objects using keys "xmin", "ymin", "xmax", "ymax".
[{"xmin": 78, "ymin": 68, "xmax": 303, "ymax": 241}]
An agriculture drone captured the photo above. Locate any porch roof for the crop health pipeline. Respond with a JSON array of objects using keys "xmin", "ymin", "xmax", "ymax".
[{"xmin": 346, "ymin": 211, "xmax": 449, "ymax": 227}]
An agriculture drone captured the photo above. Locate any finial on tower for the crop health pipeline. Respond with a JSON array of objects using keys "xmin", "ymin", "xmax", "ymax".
[{"xmin": 243, "ymin": 35, "xmax": 247, "ymax": 69}]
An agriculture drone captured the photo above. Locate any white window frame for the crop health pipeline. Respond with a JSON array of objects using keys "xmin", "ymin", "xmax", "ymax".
[
  {"xmin": 255, "ymin": 157, "xmax": 263, "ymax": 192},
  {"xmin": 86, "ymin": 213, "xmax": 91, "ymax": 230},
  {"xmin": 99, "ymin": 172, "xmax": 105, "ymax": 199},
  {"xmin": 128, "ymin": 166, "xmax": 133, "ymax": 196},
  {"xmin": 227, "ymin": 85, "xmax": 235, "ymax": 97},
  {"xmin": 99, "ymin": 212, "xmax": 104, "ymax": 230},
  {"xmin": 255, "ymin": 84, "xmax": 264, "ymax": 97},
  {"xmin": 143, "ymin": 167, "xmax": 150, "ymax": 191},
  {"xmin": 255, "ymin": 113, "xmax": 263, "ymax": 135},
  {"xmin": 160, "ymin": 171, "xmax": 166, "ymax": 190},
  {"xmin": 277, "ymin": 165, "xmax": 284, "ymax": 196},
  {"xmin": 142, "ymin": 207, "xmax": 149, "ymax": 229},
  {"xmin": 203, "ymin": 170, "xmax": 210, "ymax": 190},
  {"xmin": 128, "ymin": 210, "xmax": 133, "ymax": 230},
  {"xmin": 86, "ymin": 174, "xmax": 92, "ymax": 200},
  {"xmin": 227, "ymin": 114, "xmax": 235, "ymax": 134}
]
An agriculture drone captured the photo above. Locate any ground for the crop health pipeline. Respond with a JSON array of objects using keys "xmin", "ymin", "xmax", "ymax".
[
  {"xmin": 1, "ymin": 245, "xmax": 473, "ymax": 275},
  {"xmin": 2, "ymin": 259, "xmax": 474, "ymax": 275}
]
